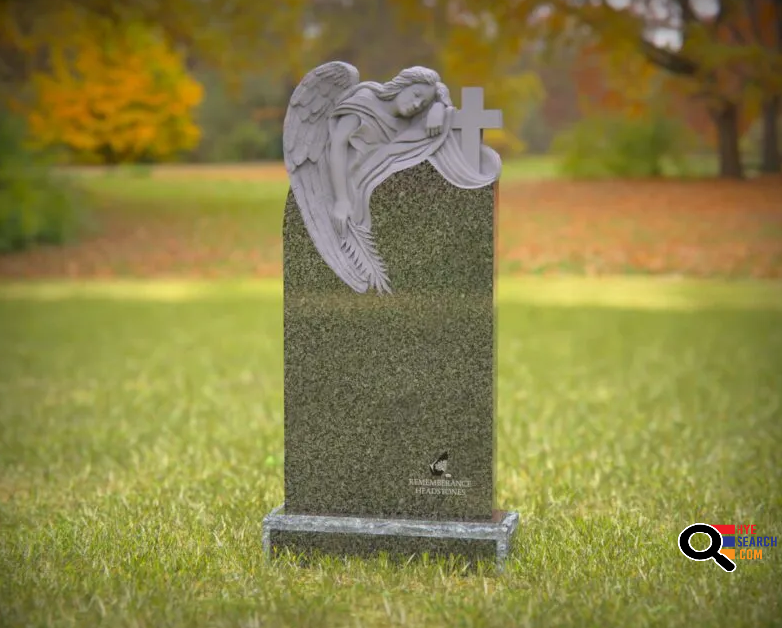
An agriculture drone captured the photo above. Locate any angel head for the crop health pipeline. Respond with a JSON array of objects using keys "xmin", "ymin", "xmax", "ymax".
[{"xmin": 371, "ymin": 66, "xmax": 452, "ymax": 119}]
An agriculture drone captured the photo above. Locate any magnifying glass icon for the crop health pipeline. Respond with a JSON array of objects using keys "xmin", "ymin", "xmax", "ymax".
[{"xmin": 678, "ymin": 523, "xmax": 736, "ymax": 572}]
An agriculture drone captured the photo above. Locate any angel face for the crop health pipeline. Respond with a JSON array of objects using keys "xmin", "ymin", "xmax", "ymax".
[{"xmin": 394, "ymin": 83, "xmax": 437, "ymax": 118}]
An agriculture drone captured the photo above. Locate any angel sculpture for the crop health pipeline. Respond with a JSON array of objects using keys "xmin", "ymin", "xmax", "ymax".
[{"xmin": 283, "ymin": 62, "xmax": 501, "ymax": 295}]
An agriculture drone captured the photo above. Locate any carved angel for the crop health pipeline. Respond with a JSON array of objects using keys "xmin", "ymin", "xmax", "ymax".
[{"xmin": 283, "ymin": 62, "xmax": 501, "ymax": 295}]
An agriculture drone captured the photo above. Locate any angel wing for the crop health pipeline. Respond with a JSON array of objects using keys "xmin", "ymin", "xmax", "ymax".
[{"xmin": 283, "ymin": 61, "xmax": 392, "ymax": 295}]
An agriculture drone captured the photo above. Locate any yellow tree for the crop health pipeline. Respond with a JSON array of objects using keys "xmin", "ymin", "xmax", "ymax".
[
  {"xmin": 0, "ymin": 0, "xmax": 319, "ymax": 144},
  {"xmin": 18, "ymin": 17, "xmax": 203, "ymax": 164}
]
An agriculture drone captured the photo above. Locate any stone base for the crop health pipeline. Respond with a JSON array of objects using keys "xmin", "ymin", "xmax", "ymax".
[{"xmin": 262, "ymin": 504, "xmax": 519, "ymax": 571}]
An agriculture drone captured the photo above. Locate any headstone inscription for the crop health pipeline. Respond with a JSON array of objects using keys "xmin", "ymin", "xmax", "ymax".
[{"xmin": 262, "ymin": 62, "xmax": 518, "ymax": 567}]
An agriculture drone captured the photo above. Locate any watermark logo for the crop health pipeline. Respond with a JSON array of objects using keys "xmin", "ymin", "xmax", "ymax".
[
  {"xmin": 679, "ymin": 523, "xmax": 777, "ymax": 572},
  {"xmin": 408, "ymin": 451, "xmax": 472, "ymax": 496}
]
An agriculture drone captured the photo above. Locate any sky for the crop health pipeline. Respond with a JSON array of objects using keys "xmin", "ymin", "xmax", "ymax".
[{"xmin": 606, "ymin": 0, "xmax": 720, "ymax": 50}]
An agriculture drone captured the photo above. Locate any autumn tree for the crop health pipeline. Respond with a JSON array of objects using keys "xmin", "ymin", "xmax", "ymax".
[
  {"xmin": 535, "ymin": 0, "xmax": 782, "ymax": 178},
  {"xmin": 0, "ymin": 0, "xmax": 333, "ymax": 164},
  {"xmin": 0, "ymin": 0, "xmax": 316, "ymax": 80},
  {"xmin": 18, "ymin": 18, "xmax": 203, "ymax": 164},
  {"xmin": 571, "ymin": 37, "xmax": 749, "ymax": 158},
  {"xmin": 744, "ymin": 0, "xmax": 782, "ymax": 173},
  {"xmin": 0, "ymin": 0, "xmax": 320, "ymax": 133}
]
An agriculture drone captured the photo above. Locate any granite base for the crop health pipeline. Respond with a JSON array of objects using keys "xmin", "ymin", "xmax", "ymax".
[{"xmin": 262, "ymin": 504, "xmax": 519, "ymax": 571}]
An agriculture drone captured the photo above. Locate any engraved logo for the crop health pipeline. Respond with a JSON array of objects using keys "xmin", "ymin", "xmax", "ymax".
[
  {"xmin": 429, "ymin": 451, "xmax": 452, "ymax": 478},
  {"xmin": 408, "ymin": 451, "xmax": 470, "ymax": 495}
]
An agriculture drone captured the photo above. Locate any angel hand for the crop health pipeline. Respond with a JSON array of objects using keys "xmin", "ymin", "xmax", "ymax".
[
  {"xmin": 331, "ymin": 200, "xmax": 352, "ymax": 238},
  {"xmin": 426, "ymin": 102, "xmax": 445, "ymax": 137}
]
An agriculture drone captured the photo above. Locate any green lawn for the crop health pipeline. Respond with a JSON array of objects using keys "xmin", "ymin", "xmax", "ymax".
[
  {"xmin": 79, "ymin": 174, "xmax": 287, "ymax": 231},
  {"xmin": 72, "ymin": 153, "xmax": 723, "ymax": 188},
  {"xmin": 71, "ymin": 154, "xmax": 718, "ymax": 218},
  {"xmin": 1, "ymin": 277, "xmax": 780, "ymax": 627},
  {"xmin": 495, "ymin": 153, "xmax": 723, "ymax": 180}
]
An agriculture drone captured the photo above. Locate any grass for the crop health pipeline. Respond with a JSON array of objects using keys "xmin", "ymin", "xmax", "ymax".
[
  {"xmin": 1, "ymin": 276, "xmax": 781, "ymax": 627},
  {"xmin": 498, "ymin": 153, "xmax": 720, "ymax": 180},
  {"xmin": 67, "ymin": 153, "xmax": 723, "ymax": 185}
]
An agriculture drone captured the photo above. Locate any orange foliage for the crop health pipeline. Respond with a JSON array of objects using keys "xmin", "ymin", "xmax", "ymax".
[
  {"xmin": 21, "ymin": 18, "xmax": 203, "ymax": 164},
  {"xmin": 572, "ymin": 41, "xmax": 757, "ymax": 147},
  {"xmin": 497, "ymin": 178, "xmax": 782, "ymax": 279},
  {"xmin": 573, "ymin": 41, "xmax": 677, "ymax": 121}
]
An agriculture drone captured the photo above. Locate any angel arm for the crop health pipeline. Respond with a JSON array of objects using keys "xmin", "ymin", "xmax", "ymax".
[
  {"xmin": 329, "ymin": 113, "xmax": 361, "ymax": 235},
  {"xmin": 426, "ymin": 101, "xmax": 446, "ymax": 137},
  {"xmin": 329, "ymin": 113, "xmax": 360, "ymax": 205}
]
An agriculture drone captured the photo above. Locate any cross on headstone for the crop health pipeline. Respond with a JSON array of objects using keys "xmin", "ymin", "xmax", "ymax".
[{"xmin": 452, "ymin": 87, "xmax": 503, "ymax": 173}]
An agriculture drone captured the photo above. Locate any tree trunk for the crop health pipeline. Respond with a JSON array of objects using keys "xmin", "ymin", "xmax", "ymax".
[
  {"xmin": 760, "ymin": 96, "xmax": 781, "ymax": 174},
  {"xmin": 99, "ymin": 144, "xmax": 120, "ymax": 166},
  {"xmin": 710, "ymin": 102, "xmax": 744, "ymax": 179}
]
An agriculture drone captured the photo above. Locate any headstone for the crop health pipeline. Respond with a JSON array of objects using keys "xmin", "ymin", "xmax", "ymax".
[{"xmin": 263, "ymin": 62, "xmax": 518, "ymax": 568}]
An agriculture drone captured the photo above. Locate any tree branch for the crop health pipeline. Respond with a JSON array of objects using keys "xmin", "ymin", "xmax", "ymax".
[
  {"xmin": 712, "ymin": 0, "xmax": 728, "ymax": 25},
  {"xmin": 671, "ymin": 0, "xmax": 695, "ymax": 24},
  {"xmin": 639, "ymin": 39, "xmax": 699, "ymax": 74}
]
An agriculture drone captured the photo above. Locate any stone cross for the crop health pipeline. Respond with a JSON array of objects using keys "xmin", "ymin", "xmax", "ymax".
[{"xmin": 452, "ymin": 87, "xmax": 503, "ymax": 173}]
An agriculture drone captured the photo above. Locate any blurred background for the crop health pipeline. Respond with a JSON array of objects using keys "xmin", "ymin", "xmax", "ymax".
[
  {"xmin": 1, "ymin": 0, "xmax": 780, "ymax": 280},
  {"xmin": 1, "ymin": 6, "xmax": 781, "ymax": 623}
]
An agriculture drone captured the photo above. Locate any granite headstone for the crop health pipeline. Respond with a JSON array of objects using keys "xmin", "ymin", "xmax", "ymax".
[{"xmin": 263, "ymin": 62, "xmax": 518, "ymax": 567}]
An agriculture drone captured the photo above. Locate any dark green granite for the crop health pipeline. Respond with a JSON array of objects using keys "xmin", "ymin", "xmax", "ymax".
[
  {"xmin": 283, "ymin": 161, "xmax": 496, "ymax": 521},
  {"xmin": 268, "ymin": 530, "xmax": 497, "ymax": 564}
]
